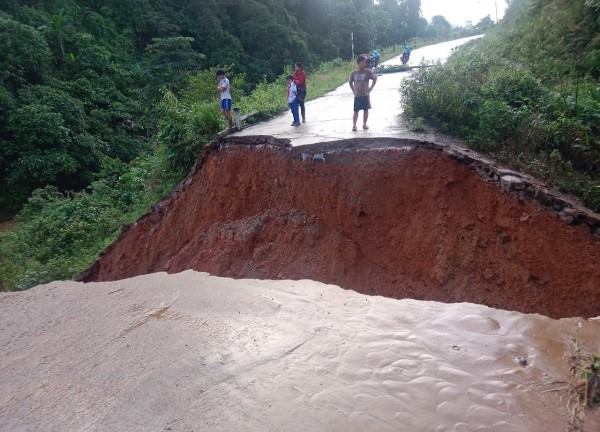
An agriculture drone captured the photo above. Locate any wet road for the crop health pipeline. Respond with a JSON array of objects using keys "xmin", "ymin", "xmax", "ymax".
[{"xmin": 235, "ymin": 36, "xmax": 483, "ymax": 146}]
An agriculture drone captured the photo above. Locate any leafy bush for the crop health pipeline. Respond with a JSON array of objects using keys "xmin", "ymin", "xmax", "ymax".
[
  {"xmin": 0, "ymin": 148, "xmax": 178, "ymax": 290},
  {"xmin": 0, "ymin": 16, "xmax": 51, "ymax": 89},
  {"xmin": 157, "ymin": 90, "xmax": 223, "ymax": 172}
]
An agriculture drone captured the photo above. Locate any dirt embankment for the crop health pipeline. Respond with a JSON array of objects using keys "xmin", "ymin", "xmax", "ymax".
[{"xmin": 82, "ymin": 137, "xmax": 600, "ymax": 318}]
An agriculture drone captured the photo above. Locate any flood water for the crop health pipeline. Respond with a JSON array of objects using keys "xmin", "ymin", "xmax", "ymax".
[{"xmin": 1, "ymin": 271, "xmax": 598, "ymax": 431}]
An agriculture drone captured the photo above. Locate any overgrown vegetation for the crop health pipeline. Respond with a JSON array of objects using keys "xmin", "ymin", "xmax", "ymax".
[
  {"xmin": 0, "ymin": 148, "xmax": 179, "ymax": 290},
  {"xmin": 401, "ymin": 0, "xmax": 600, "ymax": 211}
]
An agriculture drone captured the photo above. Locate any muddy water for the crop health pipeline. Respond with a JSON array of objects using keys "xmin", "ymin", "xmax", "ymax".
[{"xmin": 1, "ymin": 271, "xmax": 598, "ymax": 431}]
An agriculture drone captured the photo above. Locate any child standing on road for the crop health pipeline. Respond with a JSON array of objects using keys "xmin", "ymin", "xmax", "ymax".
[
  {"xmin": 349, "ymin": 54, "xmax": 377, "ymax": 131},
  {"xmin": 216, "ymin": 69, "xmax": 233, "ymax": 129},
  {"xmin": 287, "ymin": 75, "xmax": 301, "ymax": 127}
]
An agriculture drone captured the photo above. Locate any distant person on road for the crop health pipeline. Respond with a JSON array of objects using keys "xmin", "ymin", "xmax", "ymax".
[
  {"xmin": 370, "ymin": 49, "xmax": 381, "ymax": 68},
  {"xmin": 293, "ymin": 62, "xmax": 307, "ymax": 123},
  {"xmin": 216, "ymin": 69, "xmax": 233, "ymax": 129},
  {"xmin": 287, "ymin": 75, "xmax": 301, "ymax": 127},
  {"xmin": 401, "ymin": 43, "xmax": 412, "ymax": 65},
  {"xmin": 349, "ymin": 54, "xmax": 377, "ymax": 132}
]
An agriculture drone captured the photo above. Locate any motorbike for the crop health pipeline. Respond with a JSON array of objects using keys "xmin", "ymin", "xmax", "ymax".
[
  {"xmin": 401, "ymin": 51, "xmax": 410, "ymax": 65},
  {"xmin": 367, "ymin": 56, "xmax": 379, "ymax": 70}
]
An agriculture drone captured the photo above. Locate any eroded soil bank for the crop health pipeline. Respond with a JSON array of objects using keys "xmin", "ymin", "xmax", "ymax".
[{"xmin": 82, "ymin": 137, "xmax": 600, "ymax": 318}]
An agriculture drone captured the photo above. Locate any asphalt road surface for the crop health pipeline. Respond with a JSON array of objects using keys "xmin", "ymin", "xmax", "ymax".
[{"xmin": 235, "ymin": 36, "xmax": 483, "ymax": 146}]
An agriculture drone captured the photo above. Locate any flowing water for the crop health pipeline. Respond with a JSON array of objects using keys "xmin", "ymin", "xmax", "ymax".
[{"xmin": 1, "ymin": 271, "xmax": 598, "ymax": 431}]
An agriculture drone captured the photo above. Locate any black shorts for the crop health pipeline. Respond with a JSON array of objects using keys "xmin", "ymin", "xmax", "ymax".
[{"xmin": 354, "ymin": 96, "xmax": 371, "ymax": 112}]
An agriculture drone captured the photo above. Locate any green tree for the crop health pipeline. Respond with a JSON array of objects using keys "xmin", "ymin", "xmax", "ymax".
[
  {"xmin": 404, "ymin": 0, "xmax": 422, "ymax": 36},
  {"xmin": 428, "ymin": 15, "xmax": 452, "ymax": 39},
  {"xmin": 144, "ymin": 36, "xmax": 207, "ymax": 93},
  {"xmin": 475, "ymin": 15, "xmax": 495, "ymax": 32},
  {"xmin": 0, "ymin": 17, "xmax": 51, "ymax": 90}
]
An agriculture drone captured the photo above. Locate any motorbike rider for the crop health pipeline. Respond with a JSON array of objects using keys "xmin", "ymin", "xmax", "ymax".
[
  {"xmin": 369, "ymin": 49, "xmax": 381, "ymax": 69},
  {"xmin": 402, "ymin": 43, "xmax": 412, "ymax": 65}
]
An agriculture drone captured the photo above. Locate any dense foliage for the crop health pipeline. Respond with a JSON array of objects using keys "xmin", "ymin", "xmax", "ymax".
[
  {"xmin": 0, "ymin": 148, "xmax": 180, "ymax": 290},
  {"xmin": 402, "ymin": 0, "xmax": 600, "ymax": 210}
]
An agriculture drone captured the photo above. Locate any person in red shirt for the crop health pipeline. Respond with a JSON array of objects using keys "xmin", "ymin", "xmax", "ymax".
[{"xmin": 292, "ymin": 62, "xmax": 307, "ymax": 123}]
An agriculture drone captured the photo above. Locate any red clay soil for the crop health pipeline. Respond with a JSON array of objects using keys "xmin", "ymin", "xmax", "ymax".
[{"xmin": 82, "ymin": 137, "xmax": 600, "ymax": 318}]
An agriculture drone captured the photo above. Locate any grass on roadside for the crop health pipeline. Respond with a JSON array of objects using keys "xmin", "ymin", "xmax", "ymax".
[
  {"xmin": 402, "ymin": 0, "xmax": 600, "ymax": 211},
  {"xmin": 565, "ymin": 324, "xmax": 600, "ymax": 431}
]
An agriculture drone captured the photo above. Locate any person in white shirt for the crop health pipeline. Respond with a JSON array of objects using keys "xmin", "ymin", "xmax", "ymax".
[
  {"xmin": 216, "ymin": 69, "xmax": 233, "ymax": 129},
  {"xmin": 287, "ymin": 75, "xmax": 301, "ymax": 127}
]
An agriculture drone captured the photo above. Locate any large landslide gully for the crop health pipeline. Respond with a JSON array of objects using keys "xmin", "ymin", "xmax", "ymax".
[{"xmin": 82, "ymin": 137, "xmax": 600, "ymax": 318}]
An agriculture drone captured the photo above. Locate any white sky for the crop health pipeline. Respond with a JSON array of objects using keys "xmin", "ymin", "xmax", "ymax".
[{"xmin": 420, "ymin": 0, "xmax": 508, "ymax": 26}]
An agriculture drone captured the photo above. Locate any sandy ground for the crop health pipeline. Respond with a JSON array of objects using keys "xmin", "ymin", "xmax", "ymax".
[
  {"xmin": 234, "ymin": 36, "xmax": 482, "ymax": 146},
  {"xmin": 1, "ymin": 271, "xmax": 599, "ymax": 431}
]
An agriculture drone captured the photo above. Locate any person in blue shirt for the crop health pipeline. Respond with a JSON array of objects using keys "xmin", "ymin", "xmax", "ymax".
[
  {"xmin": 372, "ymin": 49, "xmax": 380, "ymax": 62},
  {"xmin": 287, "ymin": 75, "xmax": 301, "ymax": 127},
  {"xmin": 401, "ymin": 44, "xmax": 412, "ymax": 65},
  {"xmin": 370, "ymin": 49, "xmax": 381, "ymax": 68}
]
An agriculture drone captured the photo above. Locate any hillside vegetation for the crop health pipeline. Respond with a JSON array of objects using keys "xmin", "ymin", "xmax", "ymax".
[{"xmin": 402, "ymin": 0, "xmax": 600, "ymax": 210}]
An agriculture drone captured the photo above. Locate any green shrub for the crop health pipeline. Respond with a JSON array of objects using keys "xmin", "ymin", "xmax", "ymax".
[
  {"xmin": 0, "ymin": 16, "xmax": 51, "ymax": 89},
  {"xmin": 157, "ymin": 90, "xmax": 223, "ymax": 172},
  {"xmin": 0, "ymin": 147, "xmax": 178, "ymax": 291}
]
